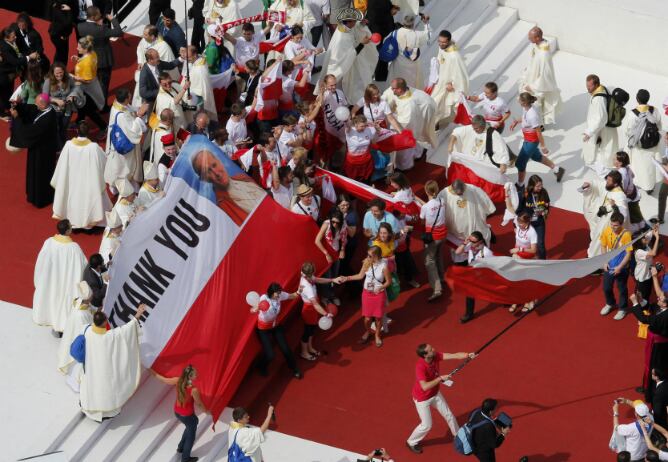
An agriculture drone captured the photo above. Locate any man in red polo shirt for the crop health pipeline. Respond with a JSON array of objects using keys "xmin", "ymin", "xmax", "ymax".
[{"xmin": 406, "ymin": 343, "xmax": 476, "ymax": 454}]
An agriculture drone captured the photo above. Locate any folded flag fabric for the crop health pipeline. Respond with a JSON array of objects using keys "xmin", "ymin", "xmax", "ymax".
[
  {"xmin": 453, "ymin": 92, "xmax": 472, "ymax": 125},
  {"xmin": 447, "ymin": 152, "xmax": 510, "ymax": 203},
  {"xmin": 371, "ymin": 129, "xmax": 416, "ymax": 152}
]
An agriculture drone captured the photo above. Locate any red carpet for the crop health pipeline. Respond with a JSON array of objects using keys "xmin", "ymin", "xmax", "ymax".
[{"xmin": 0, "ymin": 11, "xmax": 655, "ymax": 462}]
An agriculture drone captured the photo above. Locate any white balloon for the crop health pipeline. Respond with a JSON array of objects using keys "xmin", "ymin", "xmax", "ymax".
[
  {"xmin": 245, "ymin": 291, "xmax": 260, "ymax": 307},
  {"xmin": 318, "ymin": 316, "xmax": 333, "ymax": 330},
  {"xmin": 334, "ymin": 106, "xmax": 350, "ymax": 122}
]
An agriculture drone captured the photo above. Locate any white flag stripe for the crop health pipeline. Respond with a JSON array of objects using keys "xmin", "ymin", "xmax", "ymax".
[{"xmin": 449, "ymin": 151, "xmax": 510, "ymax": 186}]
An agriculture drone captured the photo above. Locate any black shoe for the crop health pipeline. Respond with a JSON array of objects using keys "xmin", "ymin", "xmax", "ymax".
[
  {"xmin": 293, "ymin": 369, "xmax": 303, "ymax": 379},
  {"xmin": 177, "ymin": 447, "xmax": 183, "ymax": 454},
  {"xmin": 185, "ymin": 457, "xmax": 198, "ymax": 462},
  {"xmin": 406, "ymin": 442, "xmax": 423, "ymax": 454},
  {"xmin": 51, "ymin": 329, "xmax": 63, "ymax": 338},
  {"xmin": 555, "ymin": 167, "xmax": 565, "ymax": 183},
  {"xmin": 460, "ymin": 313, "xmax": 474, "ymax": 324}
]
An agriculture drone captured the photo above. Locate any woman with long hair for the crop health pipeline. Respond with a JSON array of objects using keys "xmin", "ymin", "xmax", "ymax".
[
  {"xmin": 19, "ymin": 61, "xmax": 44, "ymax": 104},
  {"xmin": 43, "ymin": 61, "xmax": 83, "ymax": 149},
  {"xmin": 351, "ymin": 83, "xmax": 403, "ymax": 132},
  {"xmin": 314, "ymin": 208, "xmax": 347, "ymax": 306},
  {"xmin": 298, "ymin": 261, "xmax": 339, "ymax": 361},
  {"xmin": 454, "ymin": 231, "xmax": 494, "ymax": 323},
  {"xmin": 507, "ymin": 211, "xmax": 538, "ymax": 313},
  {"xmin": 508, "ymin": 174, "xmax": 550, "ymax": 259},
  {"xmin": 615, "ymin": 150, "xmax": 647, "ymax": 233},
  {"xmin": 633, "ymin": 226, "xmax": 660, "ymax": 303},
  {"xmin": 337, "ymin": 194, "xmax": 359, "ymax": 275},
  {"xmin": 154, "ymin": 365, "xmax": 208, "ymax": 462},
  {"xmin": 341, "ymin": 245, "xmax": 391, "ymax": 347},
  {"xmin": 72, "ymin": 35, "xmax": 107, "ymax": 134}
]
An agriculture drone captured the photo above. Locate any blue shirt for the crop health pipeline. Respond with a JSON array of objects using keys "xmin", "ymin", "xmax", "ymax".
[{"xmin": 362, "ymin": 210, "xmax": 399, "ymax": 245}]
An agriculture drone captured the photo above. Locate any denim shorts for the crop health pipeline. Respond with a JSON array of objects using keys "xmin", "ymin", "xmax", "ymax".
[{"xmin": 515, "ymin": 141, "xmax": 542, "ymax": 172}]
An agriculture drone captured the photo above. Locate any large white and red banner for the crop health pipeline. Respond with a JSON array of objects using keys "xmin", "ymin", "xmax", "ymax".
[
  {"xmin": 446, "ymin": 152, "xmax": 510, "ymax": 203},
  {"xmin": 104, "ymin": 135, "xmax": 325, "ymax": 423}
]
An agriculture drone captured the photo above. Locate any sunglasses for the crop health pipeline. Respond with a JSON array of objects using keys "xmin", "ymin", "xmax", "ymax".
[{"xmin": 331, "ymin": 220, "xmax": 341, "ymax": 225}]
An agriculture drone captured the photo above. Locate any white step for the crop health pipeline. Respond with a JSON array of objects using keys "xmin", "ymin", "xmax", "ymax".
[
  {"xmin": 464, "ymin": 6, "xmax": 518, "ymax": 73},
  {"xmin": 423, "ymin": 0, "xmax": 468, "ymax": 32}
]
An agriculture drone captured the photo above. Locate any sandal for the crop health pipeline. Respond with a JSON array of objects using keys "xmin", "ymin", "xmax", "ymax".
[
  {"xmin": 300, "ymin": 353, "xmax": 317, "ymax": 361},
  {"xmin": 521, "ymin": 301, "xmax": 535, "ymax": 313},
  {"xmin": 309, "ymin": 349, "xmax": 321, "ymax": 357},
  {"xmin": 375, "ymin": 338, "xmax": 383, "ymax": 347},
  {"xmin": 508, "ymin": 304, "xmax": 518, "ymax": 313},
  {"xmin": 358, "ymin": 334, "xmax": 371, "ymax": 344}
]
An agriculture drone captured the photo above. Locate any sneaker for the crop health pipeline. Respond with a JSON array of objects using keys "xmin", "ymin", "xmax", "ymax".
[
  {"xmin": 613, "ymin": 310, "xmax": 627, "ymax": 321},
  {"xmin": 406, "ymin": 442, "xmax": 423, "ymax": 454},
  {"xmin": 428, "ymin": 291, "xmax": 442, "ymax": 301},
  {"xmin": 555, "ymin": 167, "xmax": 565, "ymax": 183},
  {"xmin": 408, "ymin": 280, "xmax": 421, "ymax": 288},
  {"xmin": 600, "ymin": 305, "xmax": 614, "ymax": 316}
]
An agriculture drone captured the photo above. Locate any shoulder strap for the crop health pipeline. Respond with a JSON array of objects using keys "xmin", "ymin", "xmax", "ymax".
[
  {"xmin": 485, "ymin": 128, "xmax": 500, "ymax": 168},
  {"xmin": 430, "ymin": 199, "xmax": 441, "ymax": 229},
  {"xmin": 632, "ymin": 108, "xmax": 640, "ymax": 116}
]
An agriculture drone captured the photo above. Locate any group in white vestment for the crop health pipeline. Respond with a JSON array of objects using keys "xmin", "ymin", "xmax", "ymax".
[
  {"xmin": 387, "ymin": 14, "xmax": 431, "ymax": 90},
  {"xmin": 427, "ymin": 30, "xmax": 469, "ymax": 127},
  {"xmin": 449, "ymin": 115, "xmax": 510, "ymax": 173},
  {"xmin": 132, "ymin": 25, "xmax": 178, "ymax": 107},
  {"xmin": 51, "ymin": 122, "xmax": 111, "ymax": 229},
  {"xmin": 33, "ymin": 220, "xmax": 87, "ymax": 335},
  {"xmin": 270, "ymin": 0, "xmax": 317, "ymax": 38},
  {"xmin": 137, "ymin": 161, "xmax": 165, "ymax": 208},
  {"xmin": 79, "ymin": 306, "xmax": 144, "ymax": 422},
  {"xmin": 113, "ymin": 179, "xmax": 139, "ymax": 229},
  {"xmin": 581, "ymin": 74, "xmax": 619, "ymax": 167},
  {"xmin": 155, "ymin": 73, "xmax": 190, "ymax": 133},
  {"xmin": 229, "ymin": 405, "xmax": 275, "ymax": 462},
  {"xmin": 623, "ymin": 89, "xmax": 663, "ymax": 193},
  {"xmin": 517, "ymin": 27, "xmax": 561, "ymax": 125},
  {"xmin": 57, "ymin": 281, "xmax": 94, "ymax": 392},
  {"xmin": 150, "ymin": 108, "xmax": 176, "ymax": 164},
  {"xmin": 99, "ymin": 209, "xmax": 123, "ymax": 265}
]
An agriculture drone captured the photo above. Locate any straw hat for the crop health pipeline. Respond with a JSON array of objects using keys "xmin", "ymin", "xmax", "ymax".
[{"xmin": 296, "ymin": 184, "xmax": 314, "ymax": 197}]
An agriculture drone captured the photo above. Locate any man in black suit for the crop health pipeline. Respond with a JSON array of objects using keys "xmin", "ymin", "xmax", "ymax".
[
  {"xmin": 138, "ymin": 48, "xmax": 181, "ymax": 104},
  {"xmin": 366, "ymin": 0, "xmax": 399, "ymax": 81},
  {"xmin": 149, "ymin": 0, "xmax": 171, "ymax": 26},
  {"xmin": 186, "ymin": 111, "xmax": 220, "ymax": 140},
  {"xmin": 651, "ymin": 369, "xmax": 668, "ymax": 428},
  {"xmin": 76, "ymin": 6, "xmax": 123, "ymax": 109},
  {"xmin": 83, "ymin": 253, "xmax": 107, "ymax": 308},
  {"xmin": 470, "ymin": 398, "xmax": 510, "ymax": 462},
  {"xmin": 0, "ymin": 27, "xmax": 37, "ymax": 116},
  {"xmin": 12, "ymin": 13, "xmax": 50, "ymax": 74}
]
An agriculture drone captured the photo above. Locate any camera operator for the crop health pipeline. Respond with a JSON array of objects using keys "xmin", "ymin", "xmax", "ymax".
[
  {"xmin": 612, "ymin": 398, "xmax": 653, "ymax": 460},
  {"xmin": 469, "ymin": 398, "xmax": 511, "ymax": 462},
  {"xmin": 357, "ymin": 448, "xmax": 394, "ymax": 462}
]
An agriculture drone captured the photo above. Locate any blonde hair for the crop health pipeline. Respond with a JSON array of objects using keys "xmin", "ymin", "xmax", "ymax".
[
  {"xmin": 176, "ymin": 365, "xmax": 196, "ymax": 405},
  {"xmin": 363, "ymin": 84, "xmax": 380, "ymax": 104},
  {"xmin": 78, "ymin": 35, "xmax": 95, "ymax": 53},
  {"xmin": 424, "ymin": 180, "xmax": 439, "ymax": 197},
  {"xmin": 291, "ymin": 147, "xmax": 307, "ymax": 164}
]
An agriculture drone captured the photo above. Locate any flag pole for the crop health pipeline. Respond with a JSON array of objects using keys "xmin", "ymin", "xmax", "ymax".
[{"xmin": 183, "ymin": 0, "xmax": 190, "ymax": 99}]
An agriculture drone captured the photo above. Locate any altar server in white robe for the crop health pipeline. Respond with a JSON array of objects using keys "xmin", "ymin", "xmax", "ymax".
[
  {"xmin": 448, "ymin": 115, "xmax": 510, "ymax": 173},
  {"xmin": 579, "ymin": 168, "xmax": 628, "ymax": 257},
  {"xmin": 57, "ymin": 281, "xmax": 94, "ymax": 392},
  {"xmin": 427, "ymin": 30, "xmax": 469, "ymax": 128},
  {"xmin": 79, "ymin": 306, "xmax": 144, "ymax": 422},
  {"xmin": 517, "ymin": 27, "xmax": 561, "ymax": 125},
  {"xmin": 624, "ymin": 89, "xmax": 662, "ymax": 193},
  {"xmin": 270, "ymin": 0, "xmax": 317, "ymax": 38},
  {"xmin": 382, "ymin": 78, "xmax": 438, "ymax": 170},
  {"xmin": 387, "ymin": 14, "xmax": 431, "ymax": 90},
  {"xmin": 105, "ymin": 89, "xmax": 149, "ymax": 189},
  {"xmin": 439, "ymin": 180, "xmax": 495, "ymax": 264},
  {"xmin": 132, "ymin": 25, "xmax": 178, "ymax": 107},
  {"xmin": 51, "ymin": 122, "xmax": 111, "ymax": 229},
  {"xmin": 581, "ymin": 74, "xmax": 618, "ymax": 167},
  {"xmin": 137, "ymin": 161, "xmax": 164, "ymax": 208},
  {"xmin": 33, "ymin": 220, "xmax": 87, "ymax": 335},
  {"xmin": 180, "ymin": 45, "xmax": 218, "ymax": 122},
  {"xmin": 99, "ymin": 210, "xmax": 123, "ymax": 265},
  {"xmin": 318, "ymin": 8, "xmax": 378, "ymax": 103},
  {"xmin": 113, "ymin": 179, "xmax": 138, "ymax": 229}
]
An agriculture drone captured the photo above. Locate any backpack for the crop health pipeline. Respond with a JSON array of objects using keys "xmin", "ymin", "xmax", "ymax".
[
  {"xmin": 454, "ymin": 409, "xmax": 495, "ymax": 455},
  {"xmin": 70, "ymin": 325, "xmax": 91, "ymax": 364},
  {"xmin": 595, "ymin": 87, "xmax": 629, "ymax": 128},
  {"xmin": 631, "ymin": 108, "xmax": 660, "ymax": 149},
  {"xmin": 378, "ymin": 30, "xmax": 399, "ymax": 63},
  {"xmin": 110, "ymin": 113, "xmax": 135, "ymax": 155},
  {"xmin": 228, "ymin": 429, "xmax": 253, "ymax": 462}
]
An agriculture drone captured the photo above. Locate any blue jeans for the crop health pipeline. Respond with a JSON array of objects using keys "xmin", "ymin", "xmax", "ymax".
[
  {"xmin": 532, "ymin": 218, "xmax": 546, "ymax": 259},
  {"xmin": 603, "ymin": 269, "xmax": 629, "ymax": 311},
  {"xmin": 515, "ymin": 141, "xmax": 542, "ymax": 172},
  {"xmin": 175, "ymin": 412, "xmax": 198, "ymax": 461}
]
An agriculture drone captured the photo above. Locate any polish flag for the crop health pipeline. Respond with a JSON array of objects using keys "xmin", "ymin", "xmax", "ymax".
[
  {"xmin": 259, "ymin": 35, "xmax": 292, "ymax": 54},
  {"xmin": 446, "ymin": 152, "xmax": 510, "ymax": 203},
  {"xmin": 260, "ymin": 61, "xmax": 283, "ymax": 100},
  {"xmin": 371, "ymin": 129, "xmax": 417, "ymax": 153},
  {"xmin": 446, "ymin": 241, "xmax": 637, "ymax": 305},
  {"xmin": 453, "ymin": 93, "xmax": 472, "ymax": 125}
]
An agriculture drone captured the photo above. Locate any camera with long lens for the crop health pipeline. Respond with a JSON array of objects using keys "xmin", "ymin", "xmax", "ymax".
[
  {"xmin": 655, "ymin": 262, "xmax": 665, "ymax": 272},
  {"xmin": 181, "ymin": 102, "xmax": 198, "ymax": 112},
  {"xmin": 596, "ymin": 206, "xmax": 610, "ymax": 218}
]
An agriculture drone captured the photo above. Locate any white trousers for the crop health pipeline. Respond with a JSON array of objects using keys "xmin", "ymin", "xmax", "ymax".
[{"xmin": 407, "ymin": 392, "xmax": 459, "ymax": 446}]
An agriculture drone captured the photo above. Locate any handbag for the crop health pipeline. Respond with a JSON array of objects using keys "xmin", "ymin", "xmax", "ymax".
[
  {"xmin": 607, "ymin": 231, "xmax": 630, "ymax": 273},
  {"xmin": 110, "ymin": 112, "xmax": 135, "ymax": 155},
  {"xmin": 70, "ymin": 324, "xmax": 91, "ymax": 364},
  {"xmin": 421, "ymin": 199, "xmax": 441, "ymax": 244},
  {"xmin": 228, "ymin": 429, "xmax": 253, "ymax": 462},
  {"xmin": 148, "ymin": 111, "xmax": 160, "ymax": 130},
  {"xmin": 386, "ymin": 272, "xmax": 401, "ymax": 302}
]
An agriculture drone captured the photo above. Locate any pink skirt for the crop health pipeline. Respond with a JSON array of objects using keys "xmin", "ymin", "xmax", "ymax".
[{"xmin": 362, "ymin": 289, "xmax": 386, "ymax": 318}]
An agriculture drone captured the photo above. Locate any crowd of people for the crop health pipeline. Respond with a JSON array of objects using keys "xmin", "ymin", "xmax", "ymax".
[{"xmin": 4, "ymin": 0, "xmax": 668, "ymax": 460}]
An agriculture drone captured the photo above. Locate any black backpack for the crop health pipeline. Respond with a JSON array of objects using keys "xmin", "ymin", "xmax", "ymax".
[
  {"xmin": 595, "ymin": 87, "xmax": 629, "ymax": 128},
  {"xmin": 632, "ymin": 107, "xmax": 661, "ymax": 149}
]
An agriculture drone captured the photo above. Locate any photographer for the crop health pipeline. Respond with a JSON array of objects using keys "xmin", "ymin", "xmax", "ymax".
[
  {"xmin": 612, "ymin": 399, "xmax": 652, "ymax": 460},
  {"xmin": 633, "ymin": 227, "xmax": 661, "ymax": 303},
  {"xmin": 357, "ymin": 448, "xmax": 394, "ymax": 462},
  {"xmin": 470, "ymin": 398, "xmax": 511, "ymax": 462}
]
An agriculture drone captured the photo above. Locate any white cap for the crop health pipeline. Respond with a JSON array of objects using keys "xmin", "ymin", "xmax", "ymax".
[
  {"xmin": 207, "ymin": 24, "xmax": 221, "ymax": 39},
  {"xmin": 78, "ymin": 281, "xmax": 92, "ymax": 300},
  {"xmin": 115, "ymin": 179, "xmax": 135, "ymax": 198},
  {"xmin": 143, "ymin": 161, "xmax": 158, "ymax": 181},
  {"xmin": 105, "ymin": 209, "xmax": 122, "ymax": 229},
  {"xmin": 635, "ymin": 402, "xmax": 651, "ymax": 418}
]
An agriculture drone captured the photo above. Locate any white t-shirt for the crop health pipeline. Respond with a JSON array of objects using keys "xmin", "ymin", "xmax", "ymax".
[
  {"xmin": 257, "ymin": 291, "xmax": 290, "ymax": 326},
  {"xmin": 420, "ymin": 198, "xmax": 446, "ymax": 230},
  {"xmin": 299, "ymin": 276, "xmax": 318, "ymax": 303},
  {"xmin": 522, "ymin": 106, "xmax": 542, "ymax": 130},
  {"xmin": 346, "ymin": 127, "xmax": 375, "ymax": 154},
  {"xmin": 513, "ymin": 217, "xmax": 538, "ymax": 250},
  {"xmin": 364, "ymin": 260, "xmax": 387, "ymax": 292},
  {"xmin": 278, "ymin": 130, "xmax": 297, "ymax": 159},
  {"xmin": 304, "ymin": 0, "xmax": 330, "ymax": 27},
  {"xmin": 298, "ymin": 115, "xmax": 316, "ymax": 137},
  {"xmin": 225, "ymin": 118, "xmax": 248, "ymax": 144},
  {"xmin": 394, "ymin": 188, "xmax": 415, "ymax": 204},
  {"xmin": 284, "ymin": 38, "xmax": 316, "ymax": 68},
  {"xmin": 634, "ymin": 248, "xmax": 653, "ymax": 282},
  {"xmin": 476, "ymin": 93, "xmax": 509, "ymax": 124},
  {"xmin": 234, "ymin": 32, "xmax": 263, "ymax": 67},
  {"xmin": 292, "ymin": 196, "xmax": 320, "ymax": 221},
  {"xmin": 355, "ymin": 98, "xmax": 390, "ymax": 123},
  {"xmin": 464, "ymin": 243, "xmax": 494, "ymax": 264},
  {"xmin": 616, "ymin": 422, "xmax": 649, "ymax": 461},
  {"xmin": 279, "ymin": 77, "xmax": 298, "ymax": 105},
  {"xmin": 272, "ymin": 183, "xmax": 293, "ymax": 209}
]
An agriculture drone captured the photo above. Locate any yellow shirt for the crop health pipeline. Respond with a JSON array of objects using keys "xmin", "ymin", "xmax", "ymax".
[
  {"xmin": 600, "ymin": 227, "xmax": 632, "ymax": 253},
  {"xmin": 75, "ymin": 52, "xmax": 98, "ymax": 81},
  {"xmin": 372, "ymin": 239, "xmax": 396, "ymax": 258}
]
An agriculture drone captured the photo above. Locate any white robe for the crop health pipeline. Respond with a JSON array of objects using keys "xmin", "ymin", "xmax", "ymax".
[
  {"xmin": 205, "ymin": 0, "xmax": 242, "ymax": 54},
  {"xmin": 105, "ymin": 104, "xmax": 147, "ymax": 186},
  {"xmin": 99, "ymin": 230, "xmax": 121, "ymax": 264},
  {"xmin": 318, "ymin": 23, "xmax": 378, "ymax": 103},
  {"xmin": 51, "ymin": 137, "xmax": 111, "ymax": 229},
  {"xmin": 440, "ymin": 184, "xmax": 495, "ymax": 256},
  {"xmin": 132, "ymin": 38, "xmax": 177, "ymax": 108},
  {"xmin": 149, "ymin": 124, "xmax": 174, "ymax": 164},
  {"xmin": 518, "ymin": 40, "xmax": 561, "ymax": 125},
  {"xmin": 57, "ymin": 300, "xmax": 93, "ymax": 391},
  {"xmin": 270, "ymin": 0, "xmax": 316, "ymax": 37},
  {"xmin": 582, "ymin": 86, "xmax": 619, "ymax": 167},
  {"xmin": 136, "ymin": 183, "xmax": 163, "ymax": 208},
  {"xmin": 185, "ymin": 57, "xmax": 218, "ymax": 121},
  {"xmin": 229, "ymin": 425, "xmax": 265, "ymax": 462},
  {"xmin": 451, "ymin": 125, "xmax": 510, "ymax": 167},
  {"xmin": 113, "ymin": 199, "xmax": 138, "ymax": 229},
  {"xmin": 32, "ymin": 236, "xmax": 87, "ymax": 332},
  {"xmin": 581, "ymin": 175, "xmax": 628, "ymax": 257},
  {"xmin": 429, "ymin": 44, "xmax": 469, "ymax": 124},
  {"xmin": 79, "ymin": 318, "xmax": 142, "ymax": 422},
  {"xmin": 387, "ymin": 26, "xmax": 430, "ymax": 89},
  {"xmin": 624, "ymin": 106, "xmax": 662, "ymax": 191},
  {"xmin": 156, "ymin": 85, "xmax": 186, "ymax": 132}
]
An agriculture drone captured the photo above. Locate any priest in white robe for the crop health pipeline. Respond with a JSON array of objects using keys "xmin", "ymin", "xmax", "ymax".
[
  {"xmin": 581, "ymin": 74, "xmax": 618, "ymax": 167},
  {"xmin": 132, "ymin": 25, "xmax": 178, "ymax": 108},
  {"xmin": 318, "ymin": 8, "xmax": 378, "ymax": 103},
  {"xmin": 517, "ymin": 27, "xmax": 561, "ymax": 125},
  {"xmin": 439, "ymin": 179, "xmax": 495, "ymax": 263},
  {"xmin": 150, "ymin": 108, "xmax": 176, "ymax": 164},
  {"xmin": 99, "ymin": 210, "xmax": 123, "ymax": 265},
  {"xmin": 180, "ymin": 45, "xmax": 218, "ymax": 122},
  {"xmin": 579, "ymin": 168, "xmax": 629, "ymax": 257},
  {"xmin": 137, "ymin": 161, "xmax": 164, "ymax": 208},
  {"xmin": 113, "ymin": 179, "xmax": 139, "ymax": 229},
  {"xmin": 33, "ymin": 220, "xmax": 87, "ymax": 334},
  {"xmin": 624, "ymin": 89, "xmax": 662, "ymax": 193},
  {"xmin": 57, "ymin": 281, "xmax": 94, "ymax": 392},
  {"xmin": 427, "ymin": 30, "xmax": 469, "ymax": 127},
  {"xmin": 382, "ymin": 78, "xmax": 438, "ymax": 170},
  {"xmin": 51, "ymin": 122, "xmax": 111, "ymax": 229},
  {"xmin": 270, "ymin": 0, "xmax": 316, "ymax": 38},
  {"xmin": 105, "ymin": 90, "xmax": 149, "ymax": 189},
  {"xmin": 387, "ymin": 14, "xmax": 431, "ymax": 90},
  {"xmin": 79, "ymin": 306, "xmax": 144, "ymax": 422},
  {"xmin": 448, "ymin": 115, "xmax": 510, "ymax": 173}
]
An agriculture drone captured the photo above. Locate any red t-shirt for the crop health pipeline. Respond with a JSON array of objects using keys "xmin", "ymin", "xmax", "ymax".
[
  {"xmin": 174, "ymin": 386, "xmax": 194, "ymax": 416},
  {"xmin": 412, "ymin": 352, "xmax": 441, "ymax": 402}
]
